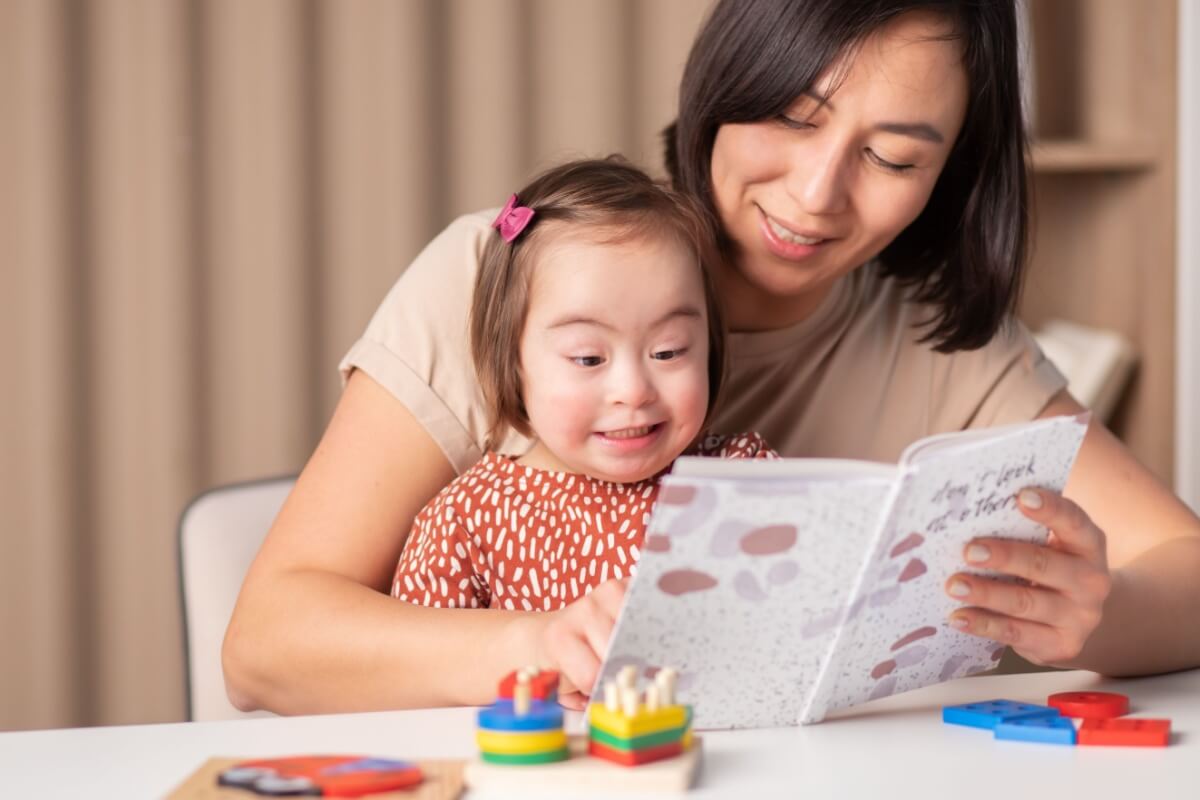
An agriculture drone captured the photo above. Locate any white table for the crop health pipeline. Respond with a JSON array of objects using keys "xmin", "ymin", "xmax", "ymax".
[{"xmin": 2, "ymin": 668, "xmax": 1197, "ymax": 799}]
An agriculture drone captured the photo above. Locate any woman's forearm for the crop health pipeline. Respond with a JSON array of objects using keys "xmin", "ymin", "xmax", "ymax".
[
  {"xmin": 223, "ymin": 567, "xmax": 540, "ymax": 715},
  {"xmin": 1059, "ymin": 536, "xmax": 1200, "ymax": 677}
]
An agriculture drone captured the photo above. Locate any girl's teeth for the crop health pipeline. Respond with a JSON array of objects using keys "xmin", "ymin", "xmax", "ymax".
[
  {"xmin": 767, "ymin": 216, "xmax": 822, "ymax": 245},
  {"xmin": 607, "ymin": 426, "xmax": 653, "ymax": 439}
]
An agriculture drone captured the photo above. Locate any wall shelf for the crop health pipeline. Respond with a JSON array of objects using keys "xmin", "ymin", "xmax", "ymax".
[{"xmin": 1030, "ymin": 139, "xmax": 1156, "ymax": 173}]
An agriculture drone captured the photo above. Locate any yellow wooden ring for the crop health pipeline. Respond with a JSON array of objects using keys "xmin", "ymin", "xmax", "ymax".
[{"xmin": 476, "ymin": 728, "xmax": 568, "ymax": 755}]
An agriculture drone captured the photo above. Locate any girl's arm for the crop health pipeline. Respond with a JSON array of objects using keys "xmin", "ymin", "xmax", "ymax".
[
  {"xmin": 222, "ymin": 371, "xmax": 622, "ymax": 713},
  {"xmin": 945, "ymin": 389, "xmax": 1200, "ymax": 676}
]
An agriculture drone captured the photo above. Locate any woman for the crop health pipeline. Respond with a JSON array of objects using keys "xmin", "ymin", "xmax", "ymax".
[{"xmin": 223, "ymin": 0, "xmax": 1200, "ymax": 714}]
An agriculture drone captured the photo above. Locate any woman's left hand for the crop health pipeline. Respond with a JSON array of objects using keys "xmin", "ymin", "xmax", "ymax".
[{"xmin": 944, "ymin": 487, "xmax": 1113, "ymax": 666}]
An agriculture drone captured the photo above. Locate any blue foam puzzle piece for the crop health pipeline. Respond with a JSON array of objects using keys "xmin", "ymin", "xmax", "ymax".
[
  {"xmin": 942, "ymin": 699, "xmax": 1060, "ymax": 730},
  {"xmin": 995, "ymin": 715, "xmax": 1078, "ymax": 745},
  {"xmin": 477, "ymin": 699, "xmax": 564, "ymax": 732}
]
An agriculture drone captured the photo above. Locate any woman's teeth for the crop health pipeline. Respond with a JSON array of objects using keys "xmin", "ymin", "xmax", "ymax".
[
  {"xmin": 766, "ymin": 215, "xmax": 823, "ymax": 245},
  {"xmin": 606, "ymin": 425, "xmax": 654, "ymax": 439}
]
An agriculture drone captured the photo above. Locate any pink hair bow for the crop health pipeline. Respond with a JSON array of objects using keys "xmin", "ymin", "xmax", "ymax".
[{"xmin": 492, "ymin": 194, "xmax": 536, "ymax": 243}]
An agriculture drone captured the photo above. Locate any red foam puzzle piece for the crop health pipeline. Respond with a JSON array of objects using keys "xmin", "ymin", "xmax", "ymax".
[
  {"xmin": 1048, "ymin": 691, "xmax": 1129, "ymax": 719},
  {"xmin": 1078, "ymin": 718, "xmax": 1171, "ymax": 747}
]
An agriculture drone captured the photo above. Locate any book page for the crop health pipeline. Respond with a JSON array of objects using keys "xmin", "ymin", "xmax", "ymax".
[
  {"xmin": 595, "ymin": 473, "xmax": 894, "ymax": 730},
  {"xmin": 801, "ymin": 414, "xmax": 1088, "ymax": 723}
]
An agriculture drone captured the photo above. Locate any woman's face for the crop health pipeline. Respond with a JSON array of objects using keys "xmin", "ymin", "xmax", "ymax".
[{"xmin": 710, "ymin": 11, "xmax": 969, "ymax": 329}]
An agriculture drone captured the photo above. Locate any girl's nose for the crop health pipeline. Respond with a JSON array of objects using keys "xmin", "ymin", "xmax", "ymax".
[{"xmin": 608, "ymin": 361, "xmax": 657, "ymax": 408}]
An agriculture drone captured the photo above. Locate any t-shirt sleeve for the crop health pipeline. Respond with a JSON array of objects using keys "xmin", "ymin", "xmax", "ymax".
[
  {"xmin": 391, "ymin": 491, "xmax": 490, "ymax": 609},
  {"xmin": 939, "ymin": 319, "xmax": 1069, "ymax": 430},
  {"xmin": 338, "ymin": 210, "xmax": 526, "ymax": 475}
]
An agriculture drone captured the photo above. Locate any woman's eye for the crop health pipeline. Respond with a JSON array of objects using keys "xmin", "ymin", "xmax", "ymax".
[
  {"xmin": 571, "ymin": 355, "xmax": 604, "ymax": 367},
  {"xmin": 776, "ymin": 114, "xmax": 815, "ymax": 131},
  {"xmin": 866, "ymin": 148, "xmax": 915, "ymax": 174},
  {"xmin": 652, "ymin": 348, "xmax": 686, "ymax": 361}
]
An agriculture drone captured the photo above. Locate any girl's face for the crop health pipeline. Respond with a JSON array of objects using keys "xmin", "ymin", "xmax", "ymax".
[
  {"xmin": 709, "ymin": 11, "xmax": 969, "ymax": 330},
  {"xmin": 518, "ymin": 229, "xmax": 710, "ymax": 484}
]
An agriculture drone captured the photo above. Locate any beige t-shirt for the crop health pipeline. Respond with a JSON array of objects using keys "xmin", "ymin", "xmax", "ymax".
[{"xmin": 339, "ymin": 210, "xmax": 1067, "ymax": 475}]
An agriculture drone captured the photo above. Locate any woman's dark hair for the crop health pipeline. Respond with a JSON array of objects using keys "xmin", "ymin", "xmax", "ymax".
[
  {"xmin": 664, "ymin": 0, "xmax": 1026, "ymax": 352},
  {"xmin": 471, "ymin": 157, "xmax": 726, "ymax": 450}
]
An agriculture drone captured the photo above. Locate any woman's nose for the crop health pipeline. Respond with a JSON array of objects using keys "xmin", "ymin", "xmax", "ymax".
[{"xmin": 790, "ymin": 138, "xmax": 851, "ymax": 216}]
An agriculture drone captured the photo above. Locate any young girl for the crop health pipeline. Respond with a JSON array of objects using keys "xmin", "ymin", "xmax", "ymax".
[{"xmin": 390, "ymin": 159, "xmax": 774, "ymax": 620}]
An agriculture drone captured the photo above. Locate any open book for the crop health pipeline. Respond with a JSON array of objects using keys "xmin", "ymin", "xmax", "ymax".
[{"xmin": 593, "ymin": 413, "xmax": 1090, "ymax": 729}]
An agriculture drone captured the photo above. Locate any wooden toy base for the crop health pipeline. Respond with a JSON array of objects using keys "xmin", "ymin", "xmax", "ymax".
[
  {"xmin": 165, "ymin": 757, "xmax": 466, "ymax": 800},
  {"xmin": 464, "ymin": 734, "xmax": 702, "ymax": 794}
]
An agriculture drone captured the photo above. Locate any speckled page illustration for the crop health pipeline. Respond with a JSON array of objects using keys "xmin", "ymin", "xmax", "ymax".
[{"xmin": 595, "ymin": 414, "xmax": 1088, "ymax": 730}]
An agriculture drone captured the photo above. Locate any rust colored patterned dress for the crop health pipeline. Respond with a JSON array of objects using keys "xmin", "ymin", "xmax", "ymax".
[{"xmin": 391, "ymin": 432, "xmax": 776, "ymax": 610}]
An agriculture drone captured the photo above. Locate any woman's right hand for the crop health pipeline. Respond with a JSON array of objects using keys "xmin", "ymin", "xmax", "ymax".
[{"xmin": 530, "ymin": 577, "xmax": 629, "ymax": 710}]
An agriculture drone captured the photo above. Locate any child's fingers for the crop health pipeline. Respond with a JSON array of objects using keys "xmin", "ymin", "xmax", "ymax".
[
  {"xmin": 558, "ymin": 690, "xmax": 588, "ymax": 711},
  {"xmin": 546, "ymin": 624, "xmax": 602, "ymax": 697}
]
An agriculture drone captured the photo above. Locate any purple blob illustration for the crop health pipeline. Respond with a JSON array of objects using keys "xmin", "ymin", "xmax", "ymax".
[
  {"xmin": 845, "ymin": 595, "xmax": 867, "ymax": 621},
  {"xmin": 869, "ymin": 586, "xmax": 901, "ymax": 607},
  {"xmin": 898, "ymin": 558, "xmax": 928, "ymax": 582},
  {"xmin": 710, "ymin": 519, "xmax": 755, "ymax": 558},
  {"xmin": 740, "ymin": 525, "xmax": 798, "ymax": 556},
  {"xmin": 893, "ymin": 645, "xmax": 929, "ymax": 668},
  {"xmin": 660, "ymin": 485, "xmax": 717, "ymax": 537},
  {"xmin": 868, "ymin": 676, "xmax": 898, "ymax": 700},
  {"xmin": 658, "ymin": 569, "xmax": 718, "ymax": 596},
  {"xmin": 889, "ymin": 532, "xmax": 925, "ymax": 558},
  {"xmin": 871, "ymin": 659, "xmax": 897, "ymax": 679},
  {"xmin": 990, "ymin": 645, "xmax": 1007, "ymax": 662},
  {"xmin": 766, "ymin": 560, "xmax": 800, "ymax": 586},
  {"xmin": 733, "ymin": 570, "xmax": 768, "ymax": 603},
  {"xmin": 801, "ymin": 611, "xmax": 840, "ymax": 640},
  {"xmin": 879, "ymin": 564, "xmax": 902, "ymax": 581},
  {"xmin": 939, "ymin": 654, "xmax": 968, "ymax": 681}
]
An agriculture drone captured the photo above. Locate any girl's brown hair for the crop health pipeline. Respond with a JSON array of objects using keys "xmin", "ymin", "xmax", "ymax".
[{"xmin": 471, "ymin": 156, "xmax": 725, "ymax": 451}]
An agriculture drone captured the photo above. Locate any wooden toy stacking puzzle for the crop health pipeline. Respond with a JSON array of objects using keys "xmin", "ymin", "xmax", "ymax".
[
  {"xmin": 942, "ymin": 691, "xmax": 1173, "ymax": 747},
  {"xmin": 464, "ymin": 666, "xmax": 702, "ymax": 794}
]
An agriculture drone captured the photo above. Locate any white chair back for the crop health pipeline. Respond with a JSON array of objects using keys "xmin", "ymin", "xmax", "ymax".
[{"xmin": 178, "ymin": 476, "xmax": 294, "ymax": 721}]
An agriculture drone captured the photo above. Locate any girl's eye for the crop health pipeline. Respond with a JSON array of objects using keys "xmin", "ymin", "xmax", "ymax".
[
  {"xmin": 571, "ymin": 355, "xmax": 604, "ymax": 367},
  {"xmin": 652, "ymin": 348, "xmax": 686, "ymax": 361},
  {"xmin": 866, "ymin": 148, "xmax": 915, "ymax": 174}
]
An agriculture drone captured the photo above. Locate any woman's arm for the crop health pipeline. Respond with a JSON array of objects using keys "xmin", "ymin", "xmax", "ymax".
[
  {"xmin": 945, "ymin": 389, "xmax": 1200, "ymax": 676},
  {"xmin": 1042, "ymin": 391, "xmax": 1200, "ymax": 675},
  {"xmin": 222, "ymin": 370, "xmax": 522, "ymax": 712}
]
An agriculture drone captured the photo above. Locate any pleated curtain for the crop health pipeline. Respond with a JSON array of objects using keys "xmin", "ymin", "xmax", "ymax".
[{"xmin": 0, "ymin": 0, "xmax": 712, "ymax": 731}]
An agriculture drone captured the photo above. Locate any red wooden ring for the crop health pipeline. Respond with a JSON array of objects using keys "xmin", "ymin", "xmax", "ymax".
[{"xmin": 1047, "ymin": 691, "xmax": 1129, "ymax": 719}]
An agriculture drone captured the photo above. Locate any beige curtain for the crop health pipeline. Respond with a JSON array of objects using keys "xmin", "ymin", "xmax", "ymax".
[{"xmin": 0, "ymin": 0, "xmax": 712, "ymax": 731}]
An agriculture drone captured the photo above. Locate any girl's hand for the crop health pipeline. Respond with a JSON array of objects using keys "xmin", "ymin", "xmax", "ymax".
[
  {"xmin": 944, "ymin": 488, "xmax": 1113, "ymax": 666},
  {"xmin": 532, "ymin": 578, "xmax": 629, "ymax": 710}
]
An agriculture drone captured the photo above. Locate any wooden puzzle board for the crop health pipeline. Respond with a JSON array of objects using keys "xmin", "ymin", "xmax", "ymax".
[
  {"xmin": 463, "ymin": 735, "xmax": 702, "ymax": 794},
  {"xmin": 165, "ymin": 757, "xmax": 466, "ymax": 800}
]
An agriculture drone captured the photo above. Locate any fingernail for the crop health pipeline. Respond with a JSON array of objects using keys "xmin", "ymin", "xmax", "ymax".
[
  {"xmin": 948, "ymin": 579, "xmax": 971, "ymax": 598},
  {"xmin": 1019, "ymin": 488, "xmax": 1043, "ymax": 509},
  {"xmin": 950, "ymin": 616, "xmax": 969, "ymax": 630},
  {"xmin": 965, "ymin": 544, "xmax": 991, "ymax": 563}
]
